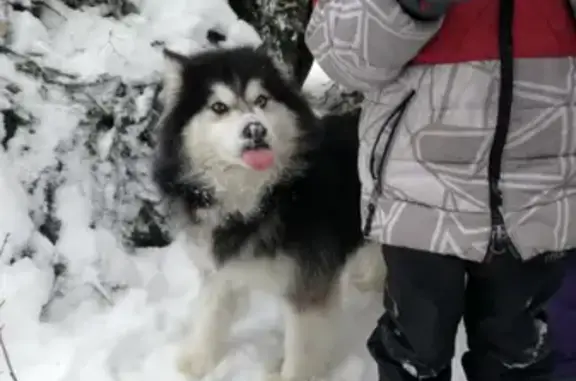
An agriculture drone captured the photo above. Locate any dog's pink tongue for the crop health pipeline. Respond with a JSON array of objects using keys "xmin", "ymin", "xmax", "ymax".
[{"xmin": 242, "ymin": 149, "xmax": 275, "ymax": 171}]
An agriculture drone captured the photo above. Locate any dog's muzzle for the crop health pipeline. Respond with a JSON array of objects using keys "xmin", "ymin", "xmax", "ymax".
[{"xmin": 240, "ymin": 121, "xmax": 274, "ymax": 171}]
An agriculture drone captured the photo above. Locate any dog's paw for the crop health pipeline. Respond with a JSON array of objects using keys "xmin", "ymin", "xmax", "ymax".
[{"xmin": 177, "ymin": 347, "xmax": 219, "ymax": 378}]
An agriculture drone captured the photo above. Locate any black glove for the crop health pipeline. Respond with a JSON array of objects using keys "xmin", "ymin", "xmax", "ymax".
[{"xmin": 397, "ymin": 0, "xmax": 459, "ymax": 21}]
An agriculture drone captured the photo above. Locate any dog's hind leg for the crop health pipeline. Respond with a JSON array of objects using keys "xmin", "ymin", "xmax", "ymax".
[
  {"xmin": 272, "ymin": 280, "xmax": 342, "ymax": 381},
  {"xmin": 342, "ymin": 242, "xmax": 387, "ymax": 293},
  {"xmin": 177, "ymin": 270, "xmax": 242, "ymax": 378}
]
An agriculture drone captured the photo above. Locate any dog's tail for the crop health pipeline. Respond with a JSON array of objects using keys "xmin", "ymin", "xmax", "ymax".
[{"xmin": 341, "ymin": 241, "xmax": 387, "ymax": 294}]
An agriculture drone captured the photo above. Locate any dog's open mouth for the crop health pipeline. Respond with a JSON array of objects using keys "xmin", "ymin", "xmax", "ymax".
[{"xmin": 241, "ymin": 144, "xmax": 275, "ymax": 171}]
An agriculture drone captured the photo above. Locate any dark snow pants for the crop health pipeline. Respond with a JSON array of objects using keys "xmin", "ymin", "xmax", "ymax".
[{"xmin": 368, "ymin": 245, "xmax": 566, "ymax": 381}]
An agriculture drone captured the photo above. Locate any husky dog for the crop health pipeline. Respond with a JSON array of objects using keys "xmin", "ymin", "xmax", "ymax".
[{"xmin": 153, "ymin": 46, "xmax": 386, "ymax": 381}]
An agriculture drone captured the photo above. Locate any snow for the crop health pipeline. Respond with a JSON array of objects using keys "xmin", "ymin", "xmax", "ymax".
[
  {"xmin": 0, "ymin": 0, "xmax": 467, "ymax": 380},
  {"xmin": 0, "ymin": 231, "xmax": 387, "ymax": 381}
]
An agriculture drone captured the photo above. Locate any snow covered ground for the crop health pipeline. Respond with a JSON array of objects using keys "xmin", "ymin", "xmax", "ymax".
[{"xmin": 0, "ymin": 0, "xmax": 467, "ymax": 380}]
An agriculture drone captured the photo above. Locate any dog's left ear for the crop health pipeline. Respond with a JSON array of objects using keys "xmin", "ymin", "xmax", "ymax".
[{"xmin": 161, "ymin": 49, "xmax": 188, "ymax": 106}]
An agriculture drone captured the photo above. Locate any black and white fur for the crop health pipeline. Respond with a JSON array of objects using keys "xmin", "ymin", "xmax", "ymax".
[{"xmin": 153, "ymin": 46, "xmax": 386, "ymax": 381}]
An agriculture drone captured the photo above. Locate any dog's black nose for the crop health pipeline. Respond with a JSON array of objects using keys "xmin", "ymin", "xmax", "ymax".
[{"xmin": 242, "ymin": 122, "xmax": 267, "ymax": 141}]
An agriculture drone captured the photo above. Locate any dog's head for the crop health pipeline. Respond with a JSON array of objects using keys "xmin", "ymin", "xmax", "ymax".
[{"xmin": 156, "ymin": 47, "xmax": 316, "ymax": 200}]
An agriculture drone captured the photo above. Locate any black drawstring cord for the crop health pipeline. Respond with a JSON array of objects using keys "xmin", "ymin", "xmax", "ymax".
[
  {"xmin": 368, "ymin": 90, "xmax": 416, "ymax": 180},
  {"xmin": 363, "ymin": 90, "xmax": 416, "ymax": 237}
]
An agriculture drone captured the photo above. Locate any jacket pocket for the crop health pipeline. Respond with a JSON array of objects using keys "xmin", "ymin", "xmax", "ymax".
[{"xmin": 363, "ymin": 90, "xmax": 416, "ymax": 237}]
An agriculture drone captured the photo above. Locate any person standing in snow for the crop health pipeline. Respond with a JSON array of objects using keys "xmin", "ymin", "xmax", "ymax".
[
  {"xmin": 549, "ymin": 250, "xmax": 576, "ymax": 381},
  {"xmin": 305, "ymin": 0, "xmax": 576, "ymax": 380}
]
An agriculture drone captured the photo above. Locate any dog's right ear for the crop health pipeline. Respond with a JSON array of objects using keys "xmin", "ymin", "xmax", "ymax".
[{"xmin": 161, "ymin": 49, "xmax": 188, "ymax": 106}]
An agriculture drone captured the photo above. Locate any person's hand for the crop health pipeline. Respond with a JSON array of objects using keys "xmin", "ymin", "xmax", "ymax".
[{"xmin": 397, "ymin": 0, "xmax": 463, "ymax": 21}]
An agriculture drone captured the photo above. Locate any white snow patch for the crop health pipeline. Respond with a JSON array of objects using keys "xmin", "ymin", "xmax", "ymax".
[
  {"xmin": 9, "ymin": 11, "xmax": 51, "ymax": 55},
  {"xmin": 0, "ymin": 152, "xmax": 35, "ymax": 264}
]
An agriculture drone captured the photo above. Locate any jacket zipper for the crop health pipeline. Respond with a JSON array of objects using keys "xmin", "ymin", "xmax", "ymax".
[
  {"xmin": 363, "ymin": 90, "xmax": 416, "ymax": 237},
  {"xmin": 486, "ymin": 0, "xmax": 520, "ymax": 260}
]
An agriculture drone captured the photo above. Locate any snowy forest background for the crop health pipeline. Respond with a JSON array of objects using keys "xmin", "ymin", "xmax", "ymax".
[{"xmin": 0, "ymin": 0, "xmax": 361, "ymax": 305}]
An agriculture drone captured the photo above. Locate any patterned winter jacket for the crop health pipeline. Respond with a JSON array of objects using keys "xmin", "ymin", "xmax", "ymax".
[{"xmin": 305, "ymin": 0, "xmax": 576, "ymax": 262}]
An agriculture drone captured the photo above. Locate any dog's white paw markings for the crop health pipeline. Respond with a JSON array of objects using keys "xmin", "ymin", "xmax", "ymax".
[{"xmin": 177, "ymin": 347, "xmax": 219, "ymax": 378}]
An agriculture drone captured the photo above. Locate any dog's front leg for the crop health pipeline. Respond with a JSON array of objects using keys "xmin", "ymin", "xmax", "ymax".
[
  {"xmin": 177, "ymin": 270, "xmax": 239, "ymax": 378},
  {"xmin": 274, "ymin": 288, "xmax": 342, "ymax": 381}
]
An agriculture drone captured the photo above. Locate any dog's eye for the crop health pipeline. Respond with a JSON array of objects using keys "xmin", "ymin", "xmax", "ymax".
[
  {"xmin": 254, "ymin": 95, "xmax": 268, "ymax": 108},
  {"xmin": 210, "ymin": 102, "xmax": 229, "ymax": 114}
]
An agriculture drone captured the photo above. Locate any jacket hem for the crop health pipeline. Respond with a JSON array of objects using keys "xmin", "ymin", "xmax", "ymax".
[{"xmin": 361, "ymin": 195, "xmax": 566, "ymax": 262}]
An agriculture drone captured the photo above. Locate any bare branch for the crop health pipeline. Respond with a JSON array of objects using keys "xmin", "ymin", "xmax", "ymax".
[
  {"xmin": 0, "ymin": 327, "xmax": 18, "ymax": 381},
  {"xmin": 39, "ymin": 0, "xmax": 69, "ymax": 21},
  {"xmin": 90, "ymin": 281, "xmax": 114, "ymax": 306},
  {"xmin": 0, "ymin": 299, "xmax": 19, "ymax": 381},
  {"xmin": 0, "ymin": 234, "xmax": 9, "ymax": 259},
  {"xmin": 0, "ymin": 234, "xmax": 18, "ymax": 380}
]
